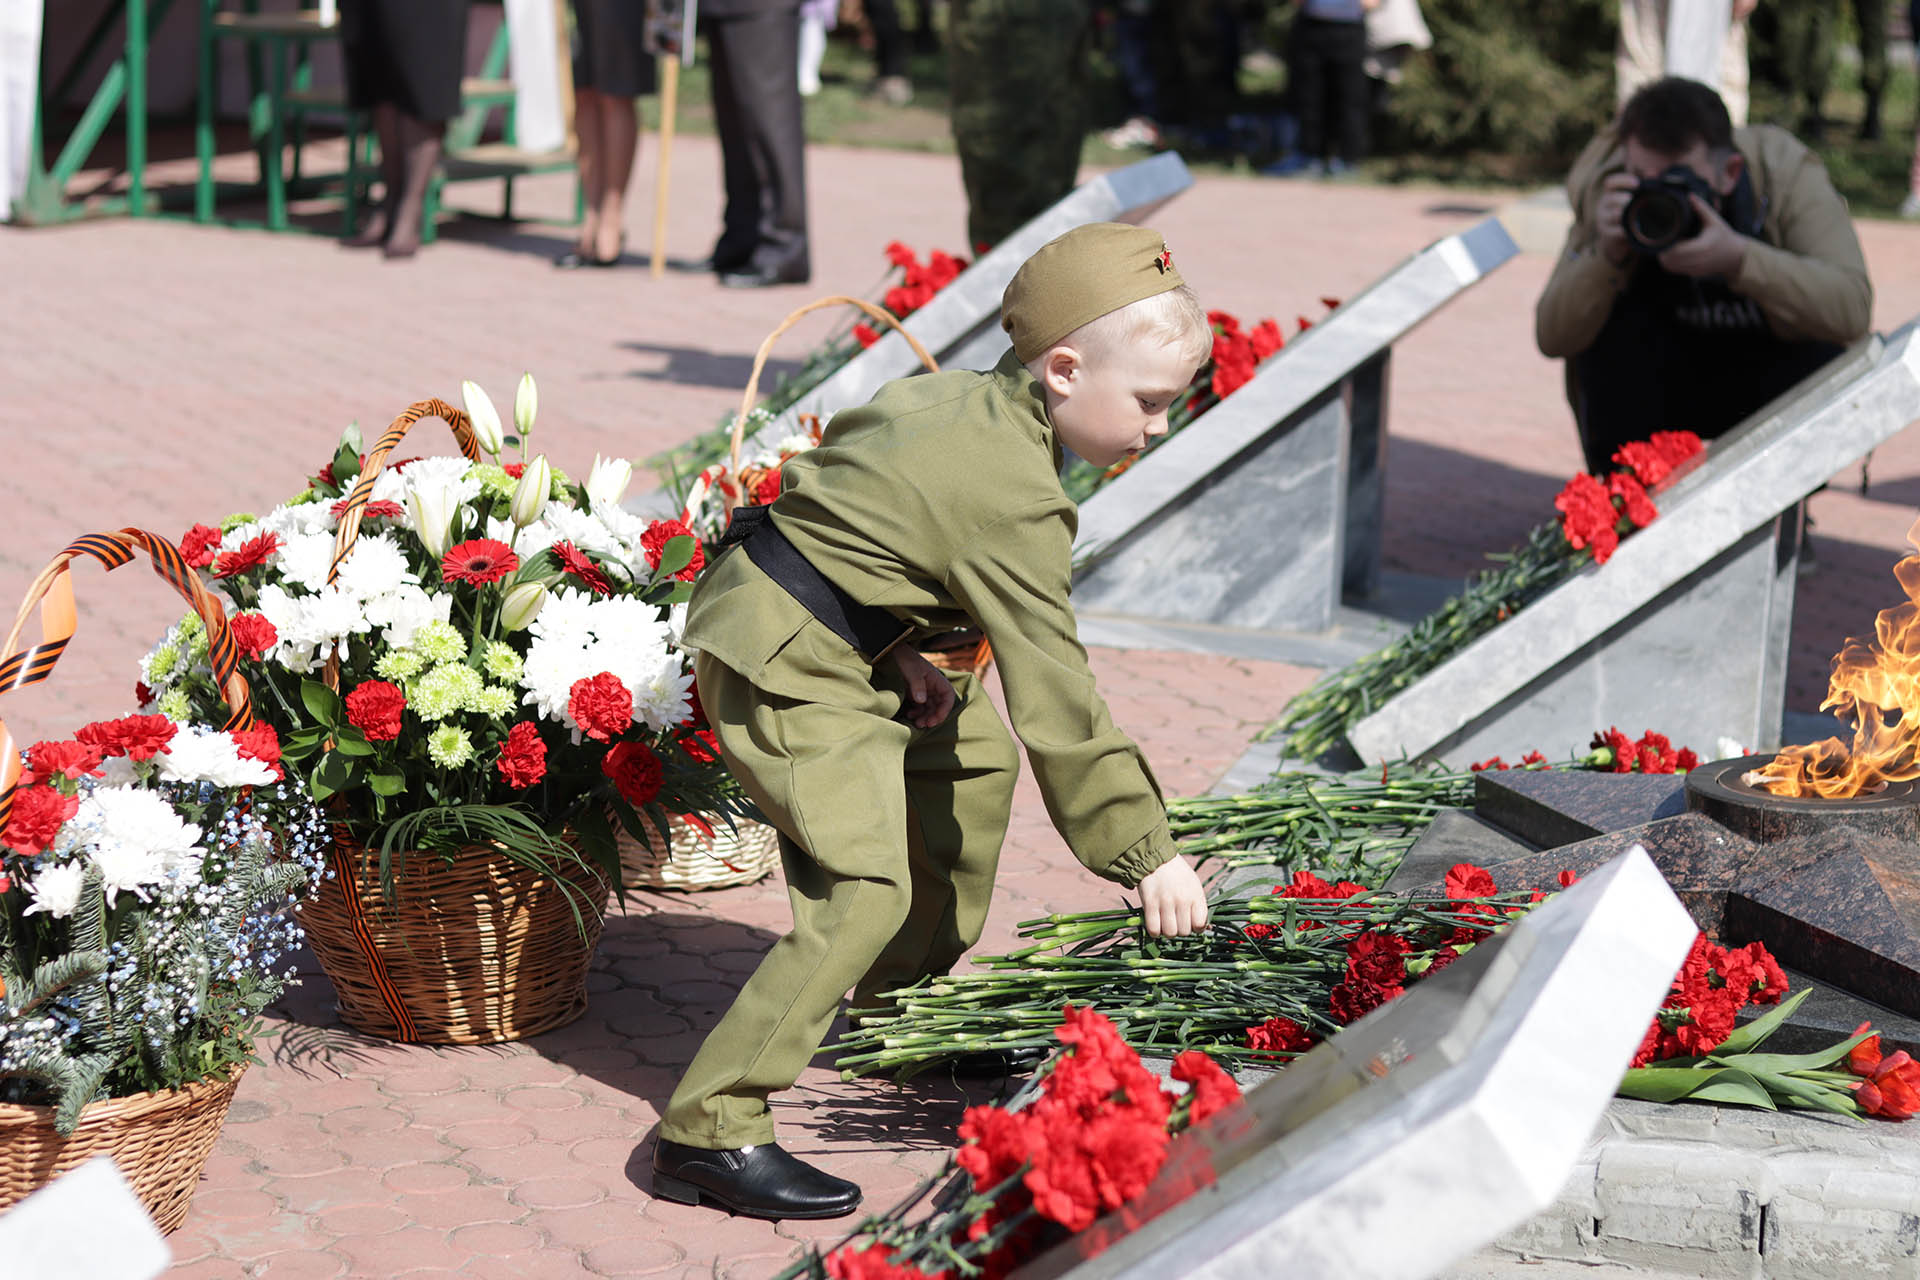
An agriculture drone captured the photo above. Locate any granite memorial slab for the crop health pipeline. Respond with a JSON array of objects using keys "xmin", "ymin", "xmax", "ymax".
[
  {"xmin": 1346, "ymin": 326, "xmax": 1920, "ymax": 766},
  {"xmin": 0, "ymin": 1157, "xmax": 171, "ymax": 1280},
  {"xmin": 1022, "ymin": 847, "xmax": 1695, "ymax": 1280},
  {"xmin": 1473, "ymin": 768, "xmax": 1688, "ymax": 849},
  {"xmin": 1068, "ymin": 217, "xmax": 1521, "ymax": 635}
]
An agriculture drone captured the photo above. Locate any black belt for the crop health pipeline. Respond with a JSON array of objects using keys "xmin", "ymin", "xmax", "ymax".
[{"xmin": 716, "ymin": 505, "xmax": 914, "ymax": 664}]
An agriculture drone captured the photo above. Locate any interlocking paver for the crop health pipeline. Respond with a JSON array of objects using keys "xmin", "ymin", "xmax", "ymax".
[{"xmin": 9, "ymin": 127, "xmax": 1920, "ymax": 1279}]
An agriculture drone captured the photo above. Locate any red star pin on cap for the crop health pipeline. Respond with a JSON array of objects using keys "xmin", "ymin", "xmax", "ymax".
[{"xmin": 1156, "ymin": 247, "xmax": 1173, "ymax": 273}]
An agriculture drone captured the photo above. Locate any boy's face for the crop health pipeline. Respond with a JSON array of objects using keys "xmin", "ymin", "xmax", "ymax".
[{"xmin": 1039, "ymin": 341, "xmax": 1197, "ymax": 470}]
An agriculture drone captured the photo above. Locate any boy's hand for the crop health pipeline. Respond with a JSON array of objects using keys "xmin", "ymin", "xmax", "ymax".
[
  {"xmin": 1138, "ymin": 856, "xmax": 1209, "ymax": 937},
  {"xmin": 891, "ymin": 646, "xmax": 957, "ymax": 728}
]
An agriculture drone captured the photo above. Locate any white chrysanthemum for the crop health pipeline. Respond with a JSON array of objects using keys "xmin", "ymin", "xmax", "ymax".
[
  {"xmin": 155, "ymin": 725, "xmax": 277, "ymax": 789},
  {"xmin": 591, "ymin": 501, "xmax": 651, "ymax": 580},
  {"xmin": 528, "ymin": 585, "xmax": 599, "ymax": 647},
  {"xmin": 630, "ymin": 663, "xmax": 695, "ymax": 731},
  {"xmin": 79, "ymin": 788, "xmax": 202, "ymax": 904},
  {"xmin": 542, "ymin": 505, "xmax": 623, "ymax": 560},
  {"xmin": 482, "ymin": 515, "xmax": 558, "ymax": 563},
  {"xmin": 298, "ymin": 586, "xmax": 372, "ymax": 661},
  {"xmin": 275, "ymin": 530, "xmax": 338, "ymax": 592},
  {"xmin": 261, "ymin": 500, "xmax": 337, "ymax": 538},
  {"xmin": 254, "ymin": 584, "xmax": 309, "ymax": 664},
  {"xmin": 667, "ymin": 601, "xmax": 689, "ymax": 646},
  {"xmin": 401, "ymin": 456, "xmax": 482, "ymax": 507},
  {"xmin": 519, "ymin": 589, "xmax": 679, "ymax": 732},
  {"xmin": 774, "ymin": 432, "xmax": 817, "ymax": 456},
  {"xmin": 338, "ymin": 468, "xmax": 412, "ymax": 507},
  {"xmin": 335, "ymin": 532, "xmax": 418, "ymax": 603},
  {"xmin": 367, "ymin": 585, "xmax": 452, "ymax": 649},
  {"xmin": 22, "ymin": 860, "xmax": 87, "ymax": 919}
]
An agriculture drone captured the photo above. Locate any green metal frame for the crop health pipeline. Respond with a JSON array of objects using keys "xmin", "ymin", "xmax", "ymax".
[{"xmin": 10, "ymin": 0, "xmax": 175, "ymax": 225}]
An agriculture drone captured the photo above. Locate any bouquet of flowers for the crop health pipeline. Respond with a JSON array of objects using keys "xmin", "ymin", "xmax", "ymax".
[
  {"xmin": 1269, "ymin": 430, "xmax": 1708, "ymax": 762},
  {"xmin": 0, "ymin": 713, "xmax": 326, "ymax": 1132},
  {"xmin": 783, "ymin": 1006, "xmax": 1244, "ymax": 1280},
  {"xmin": 141, "ymin": 379, "xmax": 747, "ymax": 887}
]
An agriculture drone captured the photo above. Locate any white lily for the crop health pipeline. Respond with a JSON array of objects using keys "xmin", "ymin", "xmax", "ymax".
[
  {"xmin": 409, "ymin": 482, "xmax": 457, "ymax": 561},
  {"xmin": 515, "ymin": 372, "xmax": 538, "ymax": 439},
  {"xmin": 462, "ymin": 379, "xmax": 505, "ymax": 456},
  {"xmin": 511, "ymin": 454, "xmax": 552, "ymax": 528},
  {"xmin": 501, "ymin": 582, "xmax": 549, "ymax": 631},
  {"xmin": 585, "ymin": 454, "xmax": 633, "ymax": 508}
]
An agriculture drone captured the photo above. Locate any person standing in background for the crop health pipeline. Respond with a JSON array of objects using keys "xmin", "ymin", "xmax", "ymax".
[
  {"xmin": 866, "ymin": 0, "xmax": 938, "ymax": 104},
  {"xmin": 949, "ymin": 0, "xmax": 1093, "ymax": 252},
  {"xmin": 701, "ymin": 0, "xmax": 811, "ymax": 286},
  {"xmin": 1853, "ymin": 0, "xmax": 1889, "ymax": 138},
  {"xmin": 339, "ymin": 0, "xmax": 471, "ymax": 259},
  {"xmin": 1269, "ymin": 0, "xmax": 1379, "ymax": 179},
  {"xmin": 1617, "ymin": 0, "xmax": 1757, "ymax": 128},
  {"xmin": 1902, "ymin": 0, "xmax": 1920, "ymax": 215},
  {"xmin": 1772, "ymin": 0, "xmax": 1837, "ymax": 138},
  {"xmin": 559, "ymin": 0, "xmax": 655, "ymax": 268}
]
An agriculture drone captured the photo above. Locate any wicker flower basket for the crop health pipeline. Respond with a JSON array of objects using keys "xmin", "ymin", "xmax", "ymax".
[
  {"xmin": 299, "ymin": 829, "xmax": 612, "ymax": 1044},
  {"xmin": 0, "ymin": 1067, "xmax": 244, "ymax": 1233},
  {"xmin": 618, "ymin": 812, "xmax": 783, "ymax": 891}
]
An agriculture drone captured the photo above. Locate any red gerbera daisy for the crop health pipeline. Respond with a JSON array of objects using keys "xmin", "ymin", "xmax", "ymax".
[
  {"xmin": 441, "ymin": 538, "xmax": 520, "ymax": 587},
  {"xmin": 551, "ymin": 541, "xmax": 612, "ymax": 595},
  {"xmin": 211, "ymin": 531, "xmax": 282, "ymax": 579}
]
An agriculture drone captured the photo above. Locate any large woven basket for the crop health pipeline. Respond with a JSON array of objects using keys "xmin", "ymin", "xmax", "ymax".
[
  {"xmin": 0, "ymin": 1067, "xmax": 244, "ymax": 1233},
  {"xmin": 619, "ymin": 812, "xmax": 782, "ymax": 891},
  {"xmin": 300, "ymin": 829, "xmax": 613, "ymax": 1044}
]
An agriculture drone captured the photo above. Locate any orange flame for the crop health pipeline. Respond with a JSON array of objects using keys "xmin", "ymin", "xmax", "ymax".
[{"xmin": 1751, "ymin": 515, "xmax": 1920, "ymax": 797}]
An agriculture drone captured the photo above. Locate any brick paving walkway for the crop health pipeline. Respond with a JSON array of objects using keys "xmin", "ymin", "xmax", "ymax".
[{"xmin": 6, "ymin": 134, "xmax": 1920, "ymax": 1277}]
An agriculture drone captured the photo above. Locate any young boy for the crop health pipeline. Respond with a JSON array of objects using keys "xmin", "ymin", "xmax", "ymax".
[{"xmin": 651, "ymin": 222, "xmax": 1214, "ymax": 1220}]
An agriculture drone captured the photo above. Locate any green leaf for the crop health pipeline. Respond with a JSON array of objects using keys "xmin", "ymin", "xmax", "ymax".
[
  {"xmin": 313, "ymin": 751, "xmax": 355, "ymax": 796},
  {"xmin": 1752, "ymin": 1069, "xmax": 1863, "ymax": 1120},
  {"xmin": 368, "ymin": 772, "xmax": 407, "ymax": 796},
  {"xmin": 1617, "ymin": 1065, "xmax": 1767, "ymax": 1106},
  {"xmin": 330, "ymin": 438, "xmax": 361, "ymax": 489},
  {"xmin": 331, "ymin": 732, "xmax": 375, "ymax": 758},
  {"xmin": 300, "ymin": 679, "xmax": 344, "ymax": 728},
  {"xmin": 656, "ymin": 534, "xmax": 695, "ymax": 579},
  {"xmin": 1711, "ymin": 988, "xmax": 1813, "ymax": 1057},
  {"xmin": 1710, "ymin": 1029, "xmax": 1874, "ymax": 1076}
]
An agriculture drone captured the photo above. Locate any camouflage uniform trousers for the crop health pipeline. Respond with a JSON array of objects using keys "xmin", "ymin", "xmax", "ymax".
[{"xmin": 948, "ymin": 0, "xmax": 1093, "ymax": 252}]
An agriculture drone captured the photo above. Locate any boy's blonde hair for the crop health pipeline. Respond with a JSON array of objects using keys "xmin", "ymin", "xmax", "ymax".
[{"xmin": 1036, "ymin": 284, "xmax": 1211, "ymax": 373}]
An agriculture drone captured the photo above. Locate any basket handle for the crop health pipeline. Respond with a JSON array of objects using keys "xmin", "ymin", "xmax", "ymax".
[
  {"xmin": 0, "ymin": 529, "xmax": 254, "ymax": 830},
  {"xmin": 323, "ymin": 397, "xmax": 479, "ymax": 692},
  {"xmin": 731, "ymin": 295, "xmax": 941, "ymax": 474}
]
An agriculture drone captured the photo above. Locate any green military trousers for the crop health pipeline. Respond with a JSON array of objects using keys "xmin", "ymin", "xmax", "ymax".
[{"xmin": 658, "ymin": 648, "xmax": 1021, "ymax": 1150}]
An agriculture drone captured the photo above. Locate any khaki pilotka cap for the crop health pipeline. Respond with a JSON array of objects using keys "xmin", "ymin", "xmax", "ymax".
[{"xmin": 1000, "ymin": 222, "xmax": 1188, "ymax": 364}]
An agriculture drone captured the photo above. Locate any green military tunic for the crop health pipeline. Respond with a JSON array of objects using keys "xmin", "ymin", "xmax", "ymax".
[{"xmin": 658, "ymin": 350, "xmax": 1177, "ymax": 1150}]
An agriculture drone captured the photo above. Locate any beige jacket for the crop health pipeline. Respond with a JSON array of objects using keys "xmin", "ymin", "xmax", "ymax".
[{"xmin": 1535, "ymin": 123, "xmax": 1872, "ymax": 360}]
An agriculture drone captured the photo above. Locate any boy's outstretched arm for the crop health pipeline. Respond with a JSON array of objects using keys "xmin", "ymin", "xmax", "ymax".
[{"xmin": 1137, "ymin": 856, "xmax": 1209, "ymax": 937}]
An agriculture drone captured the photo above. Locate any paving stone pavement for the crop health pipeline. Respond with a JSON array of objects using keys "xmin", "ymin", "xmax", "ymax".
[{"xmin": 7, "ymin": 133, "xmax": 1920, "ymax": 1276}]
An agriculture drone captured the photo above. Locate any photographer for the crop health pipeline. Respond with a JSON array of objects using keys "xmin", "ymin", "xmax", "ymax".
[{"xmin": 1536, "ymin": 77, "xmax": 1872, "ymax": 475}]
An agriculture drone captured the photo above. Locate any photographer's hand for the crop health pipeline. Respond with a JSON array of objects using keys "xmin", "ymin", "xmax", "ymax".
[
  {"xmin": 1595, "ymin": 173, "xmax": 1639, "ymax": 267},
  {"xmin": 891, "ymin": 645, "xmax": 956, "ymax": 728},
  {"xmin": 1658, "ymin": 195, "xmax": 1749, "ymax": 280}
]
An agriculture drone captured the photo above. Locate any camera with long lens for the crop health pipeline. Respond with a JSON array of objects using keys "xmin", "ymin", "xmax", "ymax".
[{"xmin": 1621, "ymin": 165, "xmax": 1719, "ymax": 254}]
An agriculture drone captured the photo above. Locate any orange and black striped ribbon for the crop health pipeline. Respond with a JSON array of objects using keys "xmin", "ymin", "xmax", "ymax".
[
  {"xmin": 0, "ymin": 529, "xmax": 255, "ymax": 833},
  {"xmin": 328, "ymin": 398, "xmax": 478, "ymax": 590},
  {"xmin": 324, "ymin": 836, "xmax": 420, "ymax": 1042}
]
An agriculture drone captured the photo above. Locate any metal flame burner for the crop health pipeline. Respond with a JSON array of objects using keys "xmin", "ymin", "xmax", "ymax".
[{"xmin": 1683, "ymin": 753, "xmax": 1920, "ymax": 844}]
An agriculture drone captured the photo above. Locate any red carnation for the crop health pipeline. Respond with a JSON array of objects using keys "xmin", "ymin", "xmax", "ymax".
[
  {"xmin": 75, "ymin": 714, "xmax": 178, "ymax": 761},
  {"xmin": 551, "ymin": 541, "xmax": 613, "ymax": 596},
  {"xmin": 180, "ymin": 523, "xmax": 223, "ymax": 569},
  {"xmin": 2, "ymin": 784, "xmax": 78, "ymax": 856},
  {"xmin": 1444, "ymin": 863, "xmax": 1497, "ymax": 900},
  {"xmin": 231, "ymin": 724, "xmax": 284, "ymax": 780},
  {"xmin": 1612, "ymin": 439, "xmax": 1675, "ymax": 489},
  {"xmin": 1246, "ymin": 1016, "xmax": 1316, "ymax": 1056},
  {"xmin": 602, "ymin": 741, "xmax": 664, "ymax": 805},
  {"xmin": 211, "ymin": 531, "xmax": 282, "ymax": 579},
  {"xmin": 228, "ymin": 612, "xmax": 278, "ymax": 660},
  {"xmin": 344, "ymin": 680, "xmax": 407, "ymax": 741},
  {"xmin": 825, "ymin": 1241, "xmax": 949, "ymax": 1280},
  {"xmin": 884, "ymin": 240, "xmax": 918, "ymax": 269},
  {"xmin": 1470, "ymin": 756, "xmax": 1508, "ymax": 771},
  {"xmin": 568, "ymin": 672, "xmax": 633, "ymax": 742},
  {"xmin": 496, "ymin": 721, "xmax": 548, "ymax": 790},
  {"xmin": 23, "ymin": 740, "xmax": 103, "ymax": 785},
  {"xmin": 1609, "ymin": 471, "xmax": 1658, "ymax": 529},
  {"xmin": 504, "ymin": 461, "xmax": 525, "ymax": 479},
  {"xmin": 852, "ymin": 323, "xmax": 881, "ymax": 349},
  {"xmin": 441, "ymin": 538, "xmax": 520, "ymax": 587},
  {"xmin": 1170, "ymin": 1050, "xmax": 1242, "ymax": 1126},
  {"xmin": 1634, "ymin": 729, "xmax": 1678, "ymax": 774},
  {"xmin": 1650, "ymin": 430, "xmax": 1705, "ymax": 469},
  {"xmin": 330, "ymin": 497, "xmax": 406, "ymax": 521},
  {"xmin": 679, "ymin": 728, "xmax": 722, "ymax": 764},
  {"xmin": 753, "ymin": 467, "xmax": 784, "ymax": 506},
  {"xmin": 1249, "ymin": 318, "xmax": 1285, "ymax": 361},
  {"xmin": 1329, "ymin": 977, "xmax": 1404, "ymax": 1025},
  {"xmin": 1555, "ymin": 472, "xmax": 1620, "ymax": 563},
  {"xmin": 135, "ymin": 681, "xmax": 153, "ymax": 706},
  {"xmin": 1207, "ymin": 310, "xmax": 1242, "ymax": 336},
  {"xmin": 640, "ymin": 518, "xmax": 706, "ymax": 582},
  {"xmin": 1519, "ymin": 750, "xmax": 1549, "ymax": 767},
  {"xmin": 1594, "ymin": 726, "xmax": 1636, "ymax": 773},
  {"xmin": 1676, "ymin": 747, "xmax": 1700, "ymax": 772},
  {"xmin": 1345, "ymin": 931, "xmax": 1412, "ymax": 988}
]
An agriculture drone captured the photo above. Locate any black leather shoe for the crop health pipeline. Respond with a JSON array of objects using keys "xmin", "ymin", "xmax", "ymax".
[
  {"xmin": 652, "ymin": 1139, "xmax": 861, "ymax": 1220},
  {"xmin": 718, "ymin": 256, "xmax": 811, "ymax": 289}
]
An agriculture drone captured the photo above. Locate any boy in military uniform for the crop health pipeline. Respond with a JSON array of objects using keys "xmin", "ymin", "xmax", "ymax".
[{"xmin": 651, "ymin": 223, "xmax": 1215, "ymax": 1220}]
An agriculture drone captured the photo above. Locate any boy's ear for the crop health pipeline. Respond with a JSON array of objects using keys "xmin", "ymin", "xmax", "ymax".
[{"xmin": 1040, "ymin": 346, "xmax": 1080, "ymax": 397}]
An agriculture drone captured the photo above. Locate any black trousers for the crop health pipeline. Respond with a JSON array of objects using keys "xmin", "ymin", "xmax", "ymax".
[
  {"xmin": 1288, "ymin": 14, "xmax": 1367, "ymax": 164},
  {"xmin": 703, "ymin": 8, "xmax": 809, "ymax": 272},
  {"xmin": 1571, "ymin": 282, "xmax": 1845, "ymax": 475}
]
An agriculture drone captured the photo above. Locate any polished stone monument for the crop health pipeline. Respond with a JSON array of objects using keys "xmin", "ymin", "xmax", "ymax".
[
  {"xmin": 1021, "ymin": 847, "xmax": 1694, "ymax": 1280},
  {"xmin": 0, "ymin": 1157, "xmax": 171, "ymax": 1280},
  {"xmin": 1069, "ymin": 217, "xmax": 1520, "ymax": 636},
  {"xmin": 1347, "ymin": 326, "xmax": 1920, "ymax": 766}
]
